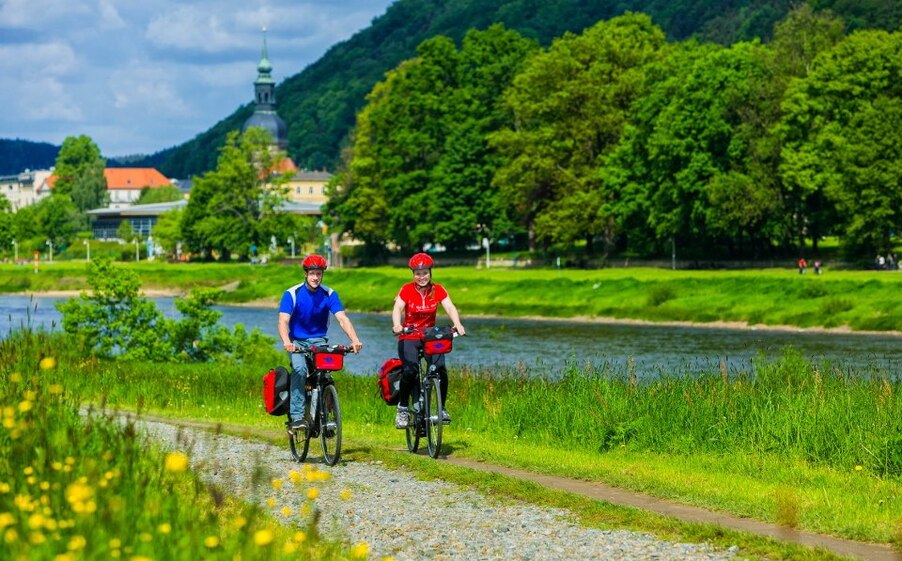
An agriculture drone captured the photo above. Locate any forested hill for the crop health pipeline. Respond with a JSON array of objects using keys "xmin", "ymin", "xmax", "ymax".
[
  {"xmin": 0, "ymin": 139, "xmax": 59, "ymax": 175},
  {"xmin": 145, "ymin": 0, "xmax": 900, "ymax": 179}
]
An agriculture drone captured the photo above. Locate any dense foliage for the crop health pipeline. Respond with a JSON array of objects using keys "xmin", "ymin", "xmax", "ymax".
[
  {"xmin": 56, "ymin": 259, "xmax": 277, "ymax": 363},
  {"xmin": 0, "ymin": 139, "xmax": 58, "ymax": 175},
  {"xmin": 333, "ymin": 6, "xmax": 901, "ymax": 260}
]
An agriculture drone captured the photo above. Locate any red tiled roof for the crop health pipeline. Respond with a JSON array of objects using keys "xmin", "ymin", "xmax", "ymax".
[{"xmin": 46, "ymin": 168, "xmax": 171, "ymax": 190}]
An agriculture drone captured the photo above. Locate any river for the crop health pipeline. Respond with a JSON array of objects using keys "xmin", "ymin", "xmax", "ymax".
[{"xmin": 2, "ymin": 295, "xmax": 899, "ymax": 377}]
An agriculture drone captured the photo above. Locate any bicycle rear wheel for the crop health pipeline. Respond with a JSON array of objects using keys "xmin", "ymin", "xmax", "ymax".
[
  {"xmin": 425, "ymin": 377, "xmax": 443, "ymax": 459},
  {"xmin": 288, "ymin": 421, "xmax": 311, "ymax": 462},
  {"xmin": 404, "ymin": 392, "xmax": 420, "ymax": 453},
  {"xmin": 320, "ymin": 384, "xmax": 342, "ymax": 466}
]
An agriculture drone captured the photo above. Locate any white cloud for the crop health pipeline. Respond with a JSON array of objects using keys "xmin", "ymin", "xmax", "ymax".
[
  {"xmin": 24, "ymin": 77, "xmax": 84, "ymax": 121},
  {"xmin": 0, "ymin": 0, "xmax": 88, "ymax": 26},
  {"xmin": 97, "ymin": 0, "xmax": 126, "ymax": 30},
  {"xmin": 146, "ymin": 7, "xmax": 242, "ymax": 53},
  {"xmin": 108, "ymin": 64, "xmax": 191, "ymax": 115}
]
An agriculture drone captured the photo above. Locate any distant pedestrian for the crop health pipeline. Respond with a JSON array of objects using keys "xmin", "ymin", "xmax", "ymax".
[
  {"xmin": 813, "ymin": 260, "xmax": 822, "ymax": 275},
  {"xmin": 798, "ymin": 257, "xmax": 807, "ymax": 274}
]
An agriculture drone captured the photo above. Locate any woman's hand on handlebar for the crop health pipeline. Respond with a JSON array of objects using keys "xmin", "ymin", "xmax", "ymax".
[
  {"xmin": 453, "ymin": 324, "xmax": 466, "ymax": 337},
  {"xmin": 283, "ymin": 341, "xmax": 297, "ymax": 352},
  {"xmin": 350, "ymin": 340, "xmax": 363, "ymax": 354}
]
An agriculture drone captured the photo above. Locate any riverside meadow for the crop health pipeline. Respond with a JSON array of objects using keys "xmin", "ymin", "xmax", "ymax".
[{"xmin": 1, "ymin": 261, "xmax": 901, "ymax": 559}]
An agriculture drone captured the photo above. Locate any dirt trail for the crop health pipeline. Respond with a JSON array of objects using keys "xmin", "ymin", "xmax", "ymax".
[{"xmin": 131, "ymin": 413, "xmax": 899, "ymax": 561}]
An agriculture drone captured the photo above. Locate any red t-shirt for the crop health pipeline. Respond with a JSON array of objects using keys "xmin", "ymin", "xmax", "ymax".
[{"xmin": 396, "ymin": 282, "xmax": 448, "ymax": 340}]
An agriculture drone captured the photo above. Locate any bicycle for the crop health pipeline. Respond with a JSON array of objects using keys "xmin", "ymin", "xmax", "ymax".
[
  {"xmin": 400, "ymin": 326, "xmax": 459, "ymax": 459},
  {"xmin": 286, "ymin": 344, "xmax": 353, "ymax": 466}
]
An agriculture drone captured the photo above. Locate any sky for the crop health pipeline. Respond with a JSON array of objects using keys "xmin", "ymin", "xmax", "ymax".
[{"xmin": 0, "ymin": 0, "xmax": 396, "ymax": 158}]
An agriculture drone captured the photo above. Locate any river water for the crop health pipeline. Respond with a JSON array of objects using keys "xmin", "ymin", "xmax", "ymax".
[{"xmin": 2, "ymin": 295, "xmax": 899, "ymax": 377}]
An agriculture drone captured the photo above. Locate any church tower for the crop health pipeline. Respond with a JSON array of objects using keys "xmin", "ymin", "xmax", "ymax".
[{"xmin": 242, "ymin": 27, "xmax": 289, "ymax": 151}]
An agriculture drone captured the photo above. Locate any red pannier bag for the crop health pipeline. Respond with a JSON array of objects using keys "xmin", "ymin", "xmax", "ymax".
[
  {"xmin": 424, "ymin": 327, "xmax": 454, "ymax": 355},
  {"xmin": 314, "ymin": 351, "xmax": 344, "ymax": 371},
  {"xmin": 377, "ymin": 358, "xmax": 403, "ymax": 405},
  {"xmin": 262, "ymin": 366, "xmax": 290, "ymax": 416}
]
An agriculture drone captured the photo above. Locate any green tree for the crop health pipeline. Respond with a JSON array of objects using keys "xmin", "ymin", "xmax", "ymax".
[
  {"xmin": 53, "ymin": 135, "xmax": 108, "ymax": 213},
  {"xmin": 182, "ymin": 128, "xmax": 290, "ymax": 261},
  {"xmin": 151, "ymin": 207, "xmax": 183, "ymax": 258},
  {"xmin": 116, "ymin": 220, "xmax": 137, "ymax": 243},
  {"xmin": 490, "ymin": 14, "xmax": 667, "ymax": 253},
  {"xmin": 135, "ymin": 184, "xmax": 183, "ymax": 205},
  {"xmin": 779, "ymin": 29, "xmax": 902, "ymax": 258},
  {"xmin": 0, "ymin": 194, "xmax": 13, "ymax": 253}
]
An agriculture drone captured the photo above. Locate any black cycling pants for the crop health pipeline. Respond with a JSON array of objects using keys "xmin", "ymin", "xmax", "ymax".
[{"xmin": 397, "ymin": 338, "xmax": 447, "ymax": 408}]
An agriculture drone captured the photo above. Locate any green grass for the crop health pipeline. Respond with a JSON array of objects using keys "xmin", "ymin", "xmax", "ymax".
[
  {"xmin": 2, "ymin": 262, "xmax": 901, "ymax": 332},
  {"xmin": 0, "ymin": 330, "xmax": 361, "ymax": 560},
  {"xmin": 49, "ymin": 332, "xmax": 902, "ymax": 547}
]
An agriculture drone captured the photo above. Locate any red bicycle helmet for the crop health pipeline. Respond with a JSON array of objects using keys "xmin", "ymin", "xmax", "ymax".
[
  {"xmin": 302, "ymin": 254, "xmax": 328, "ymax": 271},
  {"xmin": 408, "ymin": 252, "xmax": 434, "ymax": 270}
]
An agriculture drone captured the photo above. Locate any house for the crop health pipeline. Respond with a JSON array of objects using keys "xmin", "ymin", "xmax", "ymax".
[
  {"xmin": 39, "ymin": 167, "xmax": 173, "ymax": 208},
  {"xmin": 0, "ymin": 169, "xmax": 52, "ymax": 210}
]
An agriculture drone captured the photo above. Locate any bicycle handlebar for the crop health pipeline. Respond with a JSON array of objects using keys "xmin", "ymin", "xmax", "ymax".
[{"xmin": 398, "ymin": 326, "xmax": 461, "ymax": 338}]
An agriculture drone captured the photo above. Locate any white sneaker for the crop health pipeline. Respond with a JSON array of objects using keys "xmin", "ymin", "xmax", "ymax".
[{"xmin": 395, "ymin": 407, "xmax": 409, "ymax": 429}]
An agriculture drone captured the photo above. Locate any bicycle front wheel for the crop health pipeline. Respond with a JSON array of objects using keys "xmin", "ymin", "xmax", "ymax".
[
  {"xmin": 289, "ymin": 421, "xmax": 310, "ymax": 463},
  {"xmin": 404, "ymin": 392, "xmax": 420, "ymax": 453},
  {"xmin": 320, "ymin": 384, "xmax": 342, "ymax": 466},
  {"xmin": 425, "ymin": 377, "xmax": 443, "ymax": 459}
]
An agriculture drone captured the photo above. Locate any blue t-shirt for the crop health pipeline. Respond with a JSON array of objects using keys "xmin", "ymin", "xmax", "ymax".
[{"xmin": 279, "ymin": 283, "xmax": 345, "ymax": 339}]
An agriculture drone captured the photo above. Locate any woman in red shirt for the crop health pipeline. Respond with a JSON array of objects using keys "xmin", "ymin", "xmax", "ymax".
[{"xmin": 391, "ymin": 253, "xmax": 466, "ymax": 429}]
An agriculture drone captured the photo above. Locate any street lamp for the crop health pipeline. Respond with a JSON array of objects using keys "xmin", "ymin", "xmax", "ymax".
[
  {"xmin": 45, "ymin": 239, "xmax": 53, "ymax": 263},
  {"xmin": 133, "ymin": 238, "xmax": 139, "ymax": 261},
  {"xmin": 287, "ymin": 236, "xmax": 295, "ymax": 258},
  {"xmin": 83, "ymin": 239, "xmax": 90, "ymax": 262}
]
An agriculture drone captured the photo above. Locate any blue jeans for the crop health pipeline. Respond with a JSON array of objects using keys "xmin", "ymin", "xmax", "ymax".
[{"xmin": 288, "ymin": 337, "xmax": 327, "ymax": 421}]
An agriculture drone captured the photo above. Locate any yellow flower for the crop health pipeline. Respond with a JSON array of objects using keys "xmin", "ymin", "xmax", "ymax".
[
  {"xmin": 253, "ymin": 528, "xmax": 274, "ymax": 546},
  {"xmin": 232, "ymin": 516, "xmax": 247, "ymax": 530},
  {"xmin": 18, "ymin": 401, "xmax": 33, "ymax": 413},
  {"xmin": 292, "ymin": 531, "xmax": 306, "ymax": 543},
  {"xmin": 27, "ymin": 513, "xmax": 44, "ymax": 529},
  {"xmin": 381, "ymin": 557, "xmax": 397, "ymax": 561},
  {"xmin": 0, "ymin": 483, "xmax": 10, "ymax": 494},
  {"xmin": 306, "ymin": 487, "xmax": 319, "ymax": 500},
  {"xmin": 139, "ymin": 532, "xmax": 152, "ymax": 542},
  {"xmin": 280, "ymin": 506, "xmax": 292, "ymax": 516},
  {"xmin": 204, "ymin": 535, "xmax": 220, "ymax": 548},
  {"xmin": 39, "ymin": 357, "xmax": 57, "ymax": 370},
  {"xmin": 65, "ymin": 482, "xmax": 93, "ymax": 507},
  {"xmin": 283, "ymin": 542, "xmax": 298, "ymax": 553},
  {"xmin": 55, "ymin": 553, "xmax": 76, "ymax": 561},
  {"xmin": 158, "ymin": 523, "xmax": 171, "ymax": 534},
  {"xmin": 130, "ymin": 557, "xmax": 153, "ymax": 561},
  {"xmin": 109, "ymin": 538, "xmax": 122, "ymax": 548},
  {"xmin": 67, "ymin": 535, "xmax": 87, "ymax": 550},
  {"xmin": 9, "ymin": 373, "xmax": 22, "ymax": 383},
  {"xmin": 164, "ymin": 452, "xmax": 189, "ymax": 473},
  {"xmin": 23, "ymin": 467, "xmax": 34, "ymax": 476},
  {"xmin": 29, "ymin": 531, "xmax": 47, "ymax": 544},
  {"xmin": 351, "ymin": 541, "xmax": 370, "ymax": 558},
  {"xmin": 271, "ymin": 478, "xmax": 283, "ymax": 489},
  {"xmin": 288, "ymin": 470, "xmax": 302, "ymax": 484},
  {"xmin": 340, "ymin": 489, "xmax": 352, "ymax": 500},
  {"xmin": 0, "ymin": 513, "xmax": 14, "ymax": 528},
  {"xmin": 4, "ymin": 528, "xmax": 18, "ymax": 543},
  {"xmin": 266, "ymin": 497, "xmax": 277, "ymax": 508},
  {"xmin": 48, "ymin": 384, "xmax": 64, "ymax": 395},
  {"xmin": 854, "ymin": 465, "xmax": 863, "ymax": 471}
]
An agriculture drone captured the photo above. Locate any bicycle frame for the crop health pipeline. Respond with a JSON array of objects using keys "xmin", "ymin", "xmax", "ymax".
[
  {"xmin": 402, "ymin": 326, "xmax": 457, "ymax": 459},
  {"xmin": 287, "ymin": 344, "xmax": 349, "ymax": 466}
]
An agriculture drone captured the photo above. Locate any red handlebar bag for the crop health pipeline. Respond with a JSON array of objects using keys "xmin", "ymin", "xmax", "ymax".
[
  {"xmin": 424, "ymin": 327, "xmax": 454, "ymax": 355},
  {"xmin": 262, "ymin": 366, "xmax": 290, "ymax": 416},
  {"xmin": 314, "ymin": 352, "xmax": 344, "ymax": 371}
]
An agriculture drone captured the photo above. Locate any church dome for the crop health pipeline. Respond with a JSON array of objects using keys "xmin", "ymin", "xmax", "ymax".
[{"xmin": 243, "ymin": 111, "xmax": 288, "ymax": 150}]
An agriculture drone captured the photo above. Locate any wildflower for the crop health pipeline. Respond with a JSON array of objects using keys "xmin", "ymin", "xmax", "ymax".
[
  {"xmin": 67, "ymin": 535, "xmax": 87, "ymax": 550},
  {"xmin": 340, "ymin": 489, "xmax": 352, "ymax": 500},
  {"xmin": 65, "ymin": 482, "xmax": 93, "ymax": 511},
  {"xmin": 280, "ymin": 506, "xmax": 292, "ymax": 516},
  {"xmin": 283, "ymin": 542, "xmax": 298, "ymax": 553},
  {"xmin": 55, "ymin": 553, "xmax": 76, "ymax": 561},
  {"xmin": 49, "ymin": 384, "xmax": 64, "ymax": 395},
  {"xmin": 39, "ymin": 357, "xmax": 57, "ymax": 370},
  {"xmin": 23, "ymin": 467, "xmax": 34, "ymax": 476},
  {"xmin": 351, "ymin": 541, "xmax": 370, "ymax": 558},
  {"xmin": 0, "ymin": 513, "xmax": 14, "ymax": 528},
  {"xmin": 288, "ymin": 470, "xmax": 302, "ymax": 484},
  {"xmin": 9, "ymin": 373, "xmax": 22, "ymax": 383},
  {"xmin": 232, "ymin": 516, "xmax": 247, "ymax": 530},
  {"xmin": 271, "ymin": 478, "xmax": 283, "ymax": 489},
  {"xmin": 158, "ymin": 523, "xmax": 171, "ymax": 534},
  {"xmin": 306, "ymin": 487, "xmax": 319, "ymax": 500},
  {"xmin": 109, "ymin": 538, "xmax": 122, "ymax": 548},
  {"xmin": 4, "ymin": 528, "xmax": 18, "ymax": 543},
  {"xmin": 854, "ymin": 465, "xmax": 863, "ymax": 471},
  {"xmin": 253, "ymin": 528, "xmax": 274, "ymax": 546},
  {"xmin": 266, "ymin": 497, "xmax": 277, "ymax": 508},
  {"xmin": 27, "ymin": 513, "xmax": 44, "ymax": 529},
  {"xmin": 382, "ymin": 557, "xmax": 397, "ymax": 561},
  {"xmin": 18, "ymin": 401, "xmax": 33, "ymax": 413},
  {"xmin": 292, "ymin": 531, "xmax": 306, "ymax": 543},
  {"xmin": 204, "ymin": 536, "xmax": 220, "ymax": 548},
  {"xmin": 164, "ymin": 452, "xmax": 189, "ymax": 473},
  {"xmin": 29, "ymin": 531, "xmax": 46, "ymax": 544},
  {"xmin": 139, "ymin": 532, "xmax": 152, "ymax": 542}
]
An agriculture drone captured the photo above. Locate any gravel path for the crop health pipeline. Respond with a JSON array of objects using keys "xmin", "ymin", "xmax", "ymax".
[{"xmin": 134, "ymin": 418, "xmax": 737, "ymax": 561}]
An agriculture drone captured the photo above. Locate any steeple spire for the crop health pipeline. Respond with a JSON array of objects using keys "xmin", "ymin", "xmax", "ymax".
[{"xmin": 243, "ymin": 26, "xmax": 288, "ymax": 151}]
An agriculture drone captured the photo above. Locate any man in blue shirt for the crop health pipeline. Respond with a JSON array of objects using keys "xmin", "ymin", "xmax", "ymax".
[{"xmin": 278, "ymin": 254, "xmax": 363, "ymax": 431}]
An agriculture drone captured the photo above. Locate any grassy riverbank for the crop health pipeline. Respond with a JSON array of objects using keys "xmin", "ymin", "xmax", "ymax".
[
  {"xmin": 2, "ymin": 261, "xmax": 901, "ymax": 332},
  {"xmin": 0, "ymin": 331, "xmax": 364, "ymax": 560},
  {"xmin": 34, "ymin": 328, "xmax": 902, "ymax": 554}
]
